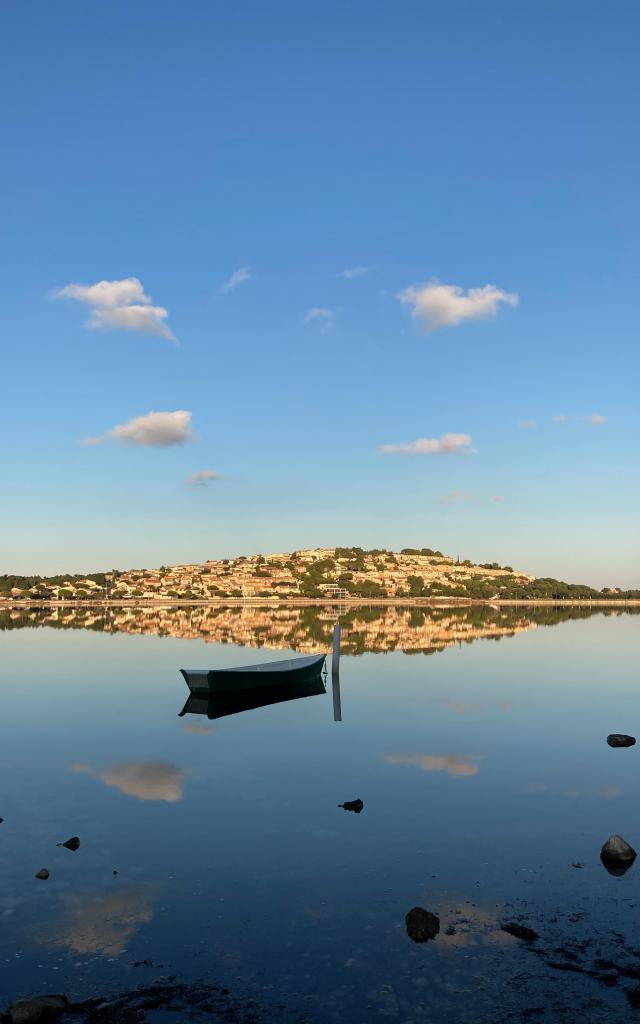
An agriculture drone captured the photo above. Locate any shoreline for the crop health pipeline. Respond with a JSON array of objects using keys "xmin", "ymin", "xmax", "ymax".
[{"xmin": 2, "ymin": 598, "xmax": 639, "ymax": 609}]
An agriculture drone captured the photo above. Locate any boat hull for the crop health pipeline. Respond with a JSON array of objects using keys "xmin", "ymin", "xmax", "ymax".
[{"xmin": 180, "ymin": 654, "xmax": 326, "ymax": 694}]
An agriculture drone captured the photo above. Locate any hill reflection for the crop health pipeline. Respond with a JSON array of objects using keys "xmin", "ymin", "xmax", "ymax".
[{"xmin": 0, "ymin": 603, "xmax": 635, "ymax": 655}]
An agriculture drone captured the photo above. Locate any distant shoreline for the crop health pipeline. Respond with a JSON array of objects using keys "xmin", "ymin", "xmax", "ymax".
[{"xmin": 2, "ymin": 598, "xmax": 639, "ymax": 609}]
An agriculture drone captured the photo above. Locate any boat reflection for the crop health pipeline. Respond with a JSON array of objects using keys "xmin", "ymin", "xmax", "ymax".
[{"xmin": 179, "ymin": 674, "xmax": 327, "ymax": 721}]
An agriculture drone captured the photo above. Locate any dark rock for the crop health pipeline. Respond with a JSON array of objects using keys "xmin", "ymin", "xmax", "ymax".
[
  {"xmin": 8, "ymin": 995, "xmax": 67, "ymax": 1023},
  {"xmin": 57, "ymin": 836, "xmax": 80, "ymax": 852},
  {"xmin": 607, "ymin": 734, "xmax": 636, "ymax": 748},
  {"xmin": 571, "ymin": 862, "xmax": 584, "ymax": 869},
  {"xmin": 113, "ymin": 870, "xmax": 118, "ymax": 876},
  {"xmin": 338, "ymin": 799, "xmax": 363, "ymax": 813},
  {"xmin": 501, "ymin": 921, "xmax": 539, "ymax": 942},
  {"xmin": 0, "ymin": 817, "xmax": 4, "ymax": 824},
  {"xmin": 405, "ymin": 906, "xmax": 440, "ymax": 942},
  {"xmin": 626, "ymin": 986, "xmax": 640, "ymax": 1009},
  {"xmin": 34, "ymin": 869, "xmax": 50, "ymax": 881},
  {"xmin": 601, "ymin": 834, "xmax": 637, "ymax": 876}
]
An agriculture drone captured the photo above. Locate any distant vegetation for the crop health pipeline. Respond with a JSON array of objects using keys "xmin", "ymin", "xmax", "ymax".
[{"xmin": 0, "ymin": 548, "xmax": 637, "ymax": 602}]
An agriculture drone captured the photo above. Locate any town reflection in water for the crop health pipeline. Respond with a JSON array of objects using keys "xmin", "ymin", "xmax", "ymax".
[{"xmin": 1, "ymin": 602, "xmax": 633, "ymax": 654}]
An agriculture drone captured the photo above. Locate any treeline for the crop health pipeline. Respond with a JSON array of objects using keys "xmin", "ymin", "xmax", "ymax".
[{"xmin": 0, "ymin": 572, "xmax": 115, "ymax": 596}]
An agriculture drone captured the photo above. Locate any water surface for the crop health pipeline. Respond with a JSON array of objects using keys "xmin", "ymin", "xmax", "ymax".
[{"xmin": 1, "ymin": 605, "xmax": 639, "ymax": 1021}]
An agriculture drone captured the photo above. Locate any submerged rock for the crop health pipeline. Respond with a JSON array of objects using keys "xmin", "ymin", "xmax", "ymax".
[
  {"xmin": 338, "ymin": 798, "xmax": 364, "ymax": 813},
  {"xmin": 34, "ymin": 869, "xmax": 50, "ymax": 881},
  {"xmin": 501, "ymin": 921, "xmax": 539, "ymax": 942},
  {"xmin": 601, "ymin": 834, "xmax": 637, "ymax": 876},
  {"xmin": 405, "ymin": 906, "xmax": 440, "ymax": 942},
  {"xmin": 57, "ymin": 836, "xmax": 80, "ymax": 851},
  {"xmin": 607, "ymin": 734, "xmax": 636, "ymax": 748},
  {"xmin": 7, "ymin": 994, "xmax": 67, "ymax": 1023}
]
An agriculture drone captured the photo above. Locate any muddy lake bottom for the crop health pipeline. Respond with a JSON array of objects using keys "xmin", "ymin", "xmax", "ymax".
[{"xmin": 1, "ymin": 606, "xmax": 639, "ymax": 1022}]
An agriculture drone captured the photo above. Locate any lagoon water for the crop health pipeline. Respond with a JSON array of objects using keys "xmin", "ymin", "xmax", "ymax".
[{"xmin": 1, "ymin": 605, "xmax": 639, "ymax": 1021}]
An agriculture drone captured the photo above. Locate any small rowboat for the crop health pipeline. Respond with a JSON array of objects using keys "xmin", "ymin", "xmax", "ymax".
[{"xmin": 180, "ymin": 654, "xmax": 326, "ymax": 695}]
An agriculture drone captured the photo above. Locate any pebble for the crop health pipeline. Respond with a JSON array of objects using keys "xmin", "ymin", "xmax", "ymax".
[
  {"xmin": 405, "ymin": 907, "xmax": 440, "ymax": 943},
  {"xmin": 58, "ymin": 836, "xmax": 80, "ymax": 851},
  {"xmin": 607, "ymin": 734, "xmax": 636, "ymax": 748},
  {"xmin": 338, "ymin": 799, "xmax": 364, "ymax": 813},
  {"xmin": 34, "ymin": 869, "xmax": 50, "ymax": 881}
]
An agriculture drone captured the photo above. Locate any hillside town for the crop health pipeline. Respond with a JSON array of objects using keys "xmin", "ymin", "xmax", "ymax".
[
  {"xmin": 1, "ymin": 546, "xmax": 534, "ymax": 603},
  {"xmin": 1, "ymin": 546, "xmax": 633, "ymax": 604}
]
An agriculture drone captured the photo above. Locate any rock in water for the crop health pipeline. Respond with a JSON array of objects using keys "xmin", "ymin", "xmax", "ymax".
[
  {"xmin": 34, "ymin": 869, "xmax": 50, "ymax": 880},
  {"xmin": 8, "ymin": 994, "xmax": 67, "ymax": 1023},
  {"xmin": 501, "ymin": 921, "xmax": 538, "ymax": 942},
  {"xmin": 58, "ymin": 836, "xmax": 80, "ymax": 851},
  {"xmin": 338, "ymin": 799, "xmax": 364, "ymax": 813},
  {"xmin": 607, "ymin": 734, "xmax": 636, "ymax": 748},
  {"xmin": 601, "ymin": 834, "xmax": 637, "ymax": 876},
  {"xmin": 405, "ymin": 907, "xmax": 440, "ymax": 942}
]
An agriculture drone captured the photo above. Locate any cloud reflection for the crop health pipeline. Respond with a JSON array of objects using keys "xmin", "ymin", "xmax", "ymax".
[
  {"xmin": 71, "ymin": 761, "xmax": 186, "ymax": 802},
  {"xmin": 45, "ymin": 887, "xmax": 155, "ymax": 956},
  {"xmin": 386, "ymin": 753, "xmax": 482, "ymax": 777}
]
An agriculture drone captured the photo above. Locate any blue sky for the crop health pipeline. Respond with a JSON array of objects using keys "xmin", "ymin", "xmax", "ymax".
[{"xmin": 1, "ymin": 0, "xmax": 638, "ymax": 586}]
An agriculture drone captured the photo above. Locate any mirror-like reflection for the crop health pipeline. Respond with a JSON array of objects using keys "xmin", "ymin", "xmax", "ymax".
[
  {"xmin": 1, "ymin": 604, "xmax": 639, "ymax": 1023},
  {"xmin": 1, "ymin": 602, "xmax": 635, "ymax": 653},
  {"xmin": 179, "ymin": 675, "xmax": 327, "ymax": 721}
]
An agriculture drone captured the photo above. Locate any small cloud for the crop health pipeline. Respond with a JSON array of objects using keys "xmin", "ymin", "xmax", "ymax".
[
  {"xmin": 188, "ymin": 470, "xmax": 221, "ymax": 486},
  {"xmin": 342, "ymin": 266, "xmax": 368, "ymax": 279},
  {"xmin": 438, "ymin": 490, "xmax": 473, "ymax": 503},
  {"xmin": 53, "ymin": 277, "xmax": 176, "ymax": 341},
  {"xmin": 398, "ymin": 279, "xmax": 518, "ymax": 331},
  {"xmin": 587, "ymin": 413, "xmax": 607, "ymax": 425},
  {"xmin": 517, "ymin": 419, "xmax": 537, "ymax": 429},
  {"xmin": 382, "ymin": 432, "xmax": 472, "ymax": 456},
  {"xmin": 305, "ymin": 307, "xmax": 334, "ymax": 331},
  {"xmin": 386, "ymin": 753, "xmax": 482, "ymax": 778},
  {"xmin": 491, "ymin": 495, "xmax": 505, "ymax": 503},
  {"xmin": 72, "ymin": 761, "xmax": 185, "ymax": 802},
  {"xmin": 220, "ymin": 267, "xmax": 252, "ymax": 293},
  {"xmin": 83, "ymin": 410, "xmax": 195, "ymax": 447},
  {"xmin": 552, "ymin": 414, "xmax": 569, "ymax": 423}
]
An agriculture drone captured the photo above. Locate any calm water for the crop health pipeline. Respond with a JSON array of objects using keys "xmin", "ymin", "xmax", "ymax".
[{"xmin": 1, "ymin": 605, "xmax": 639, "ymax": 1022}]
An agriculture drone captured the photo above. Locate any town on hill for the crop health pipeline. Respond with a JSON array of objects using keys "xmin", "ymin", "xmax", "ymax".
[{"xmin": 0, "ymin": 547, "xmax": 637, "ymax": 603}]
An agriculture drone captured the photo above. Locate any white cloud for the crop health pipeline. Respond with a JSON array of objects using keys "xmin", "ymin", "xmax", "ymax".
[
  {"xmin": 587, "ymin": 413, "xmax": 607, "ymax": 425},
  {"xmin": 220, "ymin": 267, "xmax": 252, "ymax": 293},
  {"xmin": 305, "ymin": 307, "xmax": 334, "ymax": 331},
  {"xmin": 398, "ymin": 279, "xmax": 518, "ymax": 330},
  {"xmin": 188, "ymin": 470, "xmax": 221, "ymax": 485},
  {"xmin": 439, "ymin": 490, "xmax": 474, "ymax": 503},
  {"xmin": 382, "ymin": 432, "xmax": 473, "ymax": 456},
  {"xmin": 552, "ymin": 414, "xmax": 569, "ymax": 422},
  {"xmin": 82, "ymin": 410, "xmax": 195, "ymax": 447},
  {"xmin": 342, "ymin": 266, "xmax": 368, "ymax": 279},
  {"xmin": 53, "ymin": 277, "xmax": 176, "ymax": 341},
  {"xmin": 517, "ymin": 419, "xmax": 537, "ymax": 429}
]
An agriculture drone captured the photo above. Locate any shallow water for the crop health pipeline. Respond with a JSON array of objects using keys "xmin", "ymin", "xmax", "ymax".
[{"xmin": 1, "ymin": 604, "xmax": 639, "ymax": 1021}]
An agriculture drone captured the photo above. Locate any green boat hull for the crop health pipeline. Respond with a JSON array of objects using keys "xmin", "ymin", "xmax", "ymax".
[{"xmin": 180, "ymin": 654, "xmax": 326, "ymax": 695}]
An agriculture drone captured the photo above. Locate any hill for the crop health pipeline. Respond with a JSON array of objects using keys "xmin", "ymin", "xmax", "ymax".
[{"xmin": 1, "ymin": 547, "xmax": 637, "ymax": 602}]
